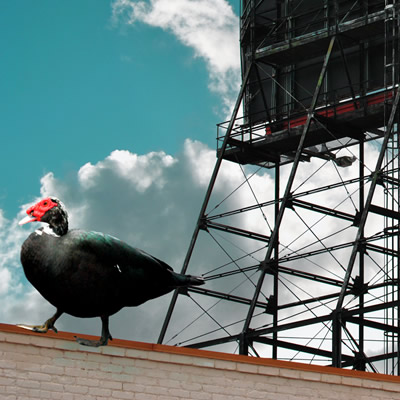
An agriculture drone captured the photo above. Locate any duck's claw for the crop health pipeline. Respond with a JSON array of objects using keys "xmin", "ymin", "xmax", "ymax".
[
  {"xmin": 17, "ymin": 319, "xmax": 58, "ymax": 334},
  {"xmin": 17, "ymin": 324, "xmax": 36, "ymax": 331},
  {"xmin": 17, "ymin": 323, "xmax": 47, "ymax": 333}
]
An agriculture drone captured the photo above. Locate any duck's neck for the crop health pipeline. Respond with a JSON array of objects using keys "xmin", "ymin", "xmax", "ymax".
[
  {"xmin": 49, "ymin": 222, "xmax": 68, "ymax": 236},
  {"xmin": 47, "ymin": 209, "xmax": 69, "ymax": 236}
]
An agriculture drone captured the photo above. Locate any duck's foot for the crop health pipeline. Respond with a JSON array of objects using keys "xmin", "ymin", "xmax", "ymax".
[
  {"xmin": 17, "ymin": 309, "xmax": 62, "ymax": 334},
  {"xmin": 17, "ymin": 322, "xmax": 57, "ymax": 333},
  {"xmin": 17, "ymin": 315, "xmax": 59, "ymax": 334},
  {"xmin": 74, "ymin": 334, "xmax": 112, "ymax": 347},
  {"xmin": 75, "ymin": 315, "xmax": 112, "ymax": 347}
]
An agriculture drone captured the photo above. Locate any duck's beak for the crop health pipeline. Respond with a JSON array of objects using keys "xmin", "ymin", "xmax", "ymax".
[{"xmin": 18, "ymin": 215, "xmax": 38, "ymax": 225}]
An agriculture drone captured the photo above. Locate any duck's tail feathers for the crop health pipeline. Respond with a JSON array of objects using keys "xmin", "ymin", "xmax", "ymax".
[
  {"xmin": 176, "ymin": 275, "xmax": 205, "ymax": 296},
  {"xmin": 172, "ymin": 272, "xmax": 205, "ymax": 290},
  {"xmin": 186, "ymin": 275, "xmax": 205, "ymax": 286}
]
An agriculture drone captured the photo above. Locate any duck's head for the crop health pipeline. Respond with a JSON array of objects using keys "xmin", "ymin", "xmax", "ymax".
[{"xmin": 19, "ymin": 197, "xmax": 69, "ymax": 236}]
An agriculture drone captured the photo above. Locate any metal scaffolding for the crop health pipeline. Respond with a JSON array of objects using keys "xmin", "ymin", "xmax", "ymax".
[{"xmin": 159, "ymin": 0, "xmax": 400, "ymax": 374}]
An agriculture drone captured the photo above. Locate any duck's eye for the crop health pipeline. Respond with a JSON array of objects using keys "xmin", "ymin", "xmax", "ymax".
[{"xmin": 43, "ymin": 201, "xmax": 48, "ymax": 206}]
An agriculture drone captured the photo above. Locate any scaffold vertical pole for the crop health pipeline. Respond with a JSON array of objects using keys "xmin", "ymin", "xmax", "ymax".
[
  {"xmin": 332, "ymin": 87, "xmax": 400, "ymax": 368},
  {"xmin": 240, "ymin": 36, "xmax": 337, "ymax": 352},
  {"xmin": 158, "ymin": 65, "xmax": 254, "ymax": 344}
]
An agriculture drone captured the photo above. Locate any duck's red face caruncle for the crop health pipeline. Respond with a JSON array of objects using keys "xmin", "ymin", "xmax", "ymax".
[{"xmin": 19, "ymin": 198, "xmax": 59, "ymax": 225}]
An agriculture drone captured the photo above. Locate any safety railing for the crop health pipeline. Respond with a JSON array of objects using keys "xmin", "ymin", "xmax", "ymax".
[{"xmin": 217, "ymin": 84, "xmax": 394, "ymax": 152}]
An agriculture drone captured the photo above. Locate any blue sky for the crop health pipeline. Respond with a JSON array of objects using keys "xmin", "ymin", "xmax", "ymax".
[{"xmin": 1, "ymin": 0, "xmax": 239, "ymax": 217}]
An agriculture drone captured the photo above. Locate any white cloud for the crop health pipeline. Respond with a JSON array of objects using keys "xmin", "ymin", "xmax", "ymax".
[
  {"xmin": 0, "ymin": 206, "xmax": 54, "ymax": 328},
  {"xmin": 0, "ymin": 268, "xmax": 11, "ymax": 297},
  {"xmin": 111, "ymin": 0, "xmax": 241, "ymax": 113},
  {"xmin": 0, "ymin": 210, "xmax": 27, "ymax": 299},
  {"xmin": 78, "ymin": 149, "xmax": 176, "ymax": 191}
]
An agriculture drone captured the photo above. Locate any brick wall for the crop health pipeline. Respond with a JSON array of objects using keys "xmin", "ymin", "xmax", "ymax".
[{"xmin": 1, "ymin": 323, "xmax": 400, "ymax": 400}]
